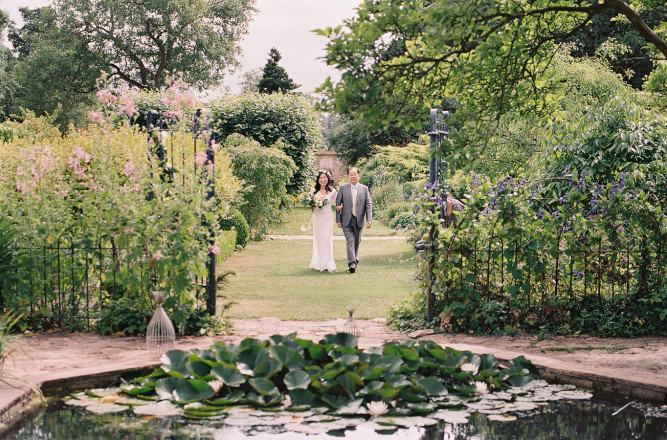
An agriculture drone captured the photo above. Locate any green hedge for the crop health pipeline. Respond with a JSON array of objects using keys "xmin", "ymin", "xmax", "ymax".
[
  {"xmin": 218, "ymin": 230, "xmax": 237, "ymax": 261},
  {"xmin": 210, "ymin": 93, "xmax": 322, "ymax": 193},
  {"xmin": 219, "ymin": 209, "xmax": 249, "ymax": 247}
]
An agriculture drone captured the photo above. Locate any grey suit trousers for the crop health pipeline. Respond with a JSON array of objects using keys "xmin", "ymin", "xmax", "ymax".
[{"xmin": 343, "ymin": 216, "xmax": 362, "ymax": 268}]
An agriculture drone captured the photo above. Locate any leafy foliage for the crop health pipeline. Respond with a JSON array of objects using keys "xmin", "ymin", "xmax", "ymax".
[
  {"xmin": 317, "ymin": 0, "xmax": 667, "ymax": 130},
  {"xmin": 398, "ymin": 167, "xmax": 666, "ymax": 337},
  {"xmin": 109, "ymin": 333, "xmax": 538, "ymax": 415},
  {"xmin": 362, "ymin": 137, "xmax": 430, "ymax": 184},
  {"xmin": 7, "ymin": 6, "xmax": 103, "ymax": 130},
  {"xmin": 210, "ymin": 92, "xmax": 323, "ymax": 193},
  {"xmin": 56, "ymin": 0, "xmax": 257, "ymax": 90},
  {"xmin": 225, "ymin": 134, "xmax": 297, "ymax": 238},
  {"xmin": 257, "ymin": 48, "xmax": 300, "ymax": 94},
  {"xmin": 326, "ymin": 115, "xmax": 423, "ymax": 166},
  {"xmin": 0, "ymin": 86, "xmax": 239, "ymax": 332},
  {"xmin": 219, "ymin": 209, "xmax": 249, "ymax": 248}
]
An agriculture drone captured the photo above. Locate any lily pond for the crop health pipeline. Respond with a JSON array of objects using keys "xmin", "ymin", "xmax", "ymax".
[{"xmin": 11, "ymin": 334, "xmax": 667, "ymax": 439}]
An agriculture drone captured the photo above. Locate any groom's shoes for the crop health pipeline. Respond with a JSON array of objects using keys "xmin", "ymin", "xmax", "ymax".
[{"xmin": 349, "ymin": 267, "xmax": 356, "ymax": 273}]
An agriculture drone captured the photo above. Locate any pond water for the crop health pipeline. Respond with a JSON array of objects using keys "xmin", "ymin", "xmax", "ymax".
[{"xmin": 11, "ymin": 394, "xmax": 667, "ymax": 440}]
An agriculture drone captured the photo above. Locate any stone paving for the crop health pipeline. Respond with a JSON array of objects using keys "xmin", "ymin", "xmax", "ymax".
[{"xmin": 1, "ymin": 318, "xmax": 666, "ymax": 436}]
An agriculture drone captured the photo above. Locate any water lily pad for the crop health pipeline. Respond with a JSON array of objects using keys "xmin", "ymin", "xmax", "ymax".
[
  {"xmin": 120, "ymin": 384, "xmax": 154, "ymax": 396},
  {"xmin": 487, "ymin": 414, "xmax": 517, "ymax": 422},
  {"xmin": 304, "ymin": 414, "xmax": 342, "ymax": 423},
  {"xmin": 284, "ymin": 370, "xmax": 311, "ymax": 390},
  {"xmin": 282, "ymin": 422, "xmax": 332, "ymax": 435},
  {"xmin": 483, "ymin": 391, "xmax": 513, "ymax": 401},
  {"xmin": 503, "ymin": 401, "xmax": 538, "ymax": 412},
  {"xmin": 115, "ymin": 397, "xmax": 150, "ymax": 406},
  {"xmin": 556, "ymin": 390, "xmax": 593, "ymax": 400},
  {"xmin": 160, "ymin": 350, "xmax": 189, "ymax": 378},
  {"xmin": 431, "ymin": 409, "xmax": 471, "ymax": 424},
  {"xmin": 85, "ymin": 387, "xmax": 121, "ymax": 398},
  {"xmin": 377, "ymin": 415, "xmax": 438, "ymax": 427},
  {"xmin": 86, "ymin": 403, "xmax": 129, "ymax": 414},
  {"xmin": 132, "ymin": 401, "xmax": 182, "ymax": 417},
  {"xmin": 64, "ymin": 396, "xmax": 100, "ymax": 407}
]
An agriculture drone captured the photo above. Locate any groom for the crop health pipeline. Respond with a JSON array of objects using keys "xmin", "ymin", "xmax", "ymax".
[{"xmin": 336, "ymin": 167, "xmax": 372, "ymax": 273}]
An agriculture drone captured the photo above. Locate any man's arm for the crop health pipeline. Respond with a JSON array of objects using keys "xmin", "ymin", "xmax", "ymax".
[
  {"xmin": 336, "ymin": 186, "xmax": 344, "ymax": 225},
  {"xmin": 365, "ymin": 186, "xmax": 372, "ymax": 228}
]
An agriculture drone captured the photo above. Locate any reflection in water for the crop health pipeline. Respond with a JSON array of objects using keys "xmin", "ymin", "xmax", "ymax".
[{"xmin": 11, "ymin": 398, "xmax": 667, "ymax": 440}]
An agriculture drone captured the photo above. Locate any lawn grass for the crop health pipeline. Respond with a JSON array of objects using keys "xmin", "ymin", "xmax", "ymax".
[
  {"xmin": 269, "ymin": 206, "xmax": 400, "ymax": 237},
  {"xmin": 218, "ymin": 237, "xmax": 418, "ymax": 320}
]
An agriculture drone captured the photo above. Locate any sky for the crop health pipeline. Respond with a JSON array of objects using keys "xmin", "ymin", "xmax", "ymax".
[{"xmin": 0, "ymin": 0, "xmax": 361, "ymax": 94}]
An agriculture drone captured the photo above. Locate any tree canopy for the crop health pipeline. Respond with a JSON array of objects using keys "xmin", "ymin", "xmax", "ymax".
[
  {"xmin": 318, "ymin": 0, "xmax": 667, "ymax": 129},
  {"xmin": 6, "ymin": 6, "xmax": 103, "ymax": 128},
  {"xmin": 55, "ymin": 0, "xmax": 257, "ymax": 90},
  {"xmin": 257, "ymin": 48, "xmax": 300, "ymax": 94}
]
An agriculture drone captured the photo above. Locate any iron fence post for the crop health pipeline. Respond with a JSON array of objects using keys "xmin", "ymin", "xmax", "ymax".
[{"xmin": 426, "ymin": 110, "xmax": 438, "ymax": 322}]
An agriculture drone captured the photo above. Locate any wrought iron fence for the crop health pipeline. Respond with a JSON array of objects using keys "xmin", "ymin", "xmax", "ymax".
[
  {"xmin": 435, "ymin": 234, "xmax": 665, "ymax": 310},
  {"xmin": 0, "ymin": 111, "xmax": 218, "ymax": 330}
]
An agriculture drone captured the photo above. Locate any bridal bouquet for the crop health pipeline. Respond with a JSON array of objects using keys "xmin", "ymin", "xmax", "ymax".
[{"xmin": 304, "ymin": 193, "xmax": 328, "ymax": 209}]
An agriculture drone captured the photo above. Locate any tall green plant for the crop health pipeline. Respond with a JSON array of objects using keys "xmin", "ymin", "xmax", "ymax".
[
  {"xmin": 0, "ymin": 83, "xmax": 238, "ymax": 333},
  {"xmin": 210, "ymin": 92, "xmax": 322, "ymax": 194},
  {"xmin": 396, "ymin": 172, "xmax": 666, "ymax": 337},
  {"xmin": 225, "ymin": 134, "xmax": 296, "ymax": 239}
]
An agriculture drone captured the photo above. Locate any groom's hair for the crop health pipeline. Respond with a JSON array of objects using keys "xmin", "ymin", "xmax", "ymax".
[{"xmin": 347, "ymin": 167, "xmax": 360, "ymax": 175}]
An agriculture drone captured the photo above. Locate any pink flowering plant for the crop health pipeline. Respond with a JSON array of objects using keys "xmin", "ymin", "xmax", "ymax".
[{"xmin": 0, "ymin": 83, "xmax": 240, "ymax": 334}]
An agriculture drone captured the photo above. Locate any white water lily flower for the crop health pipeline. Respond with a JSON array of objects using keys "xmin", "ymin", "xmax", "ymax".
[
  {"xmin": 282, "ymin": 395, "xmax": 292, "ymax": 409},
  {"xmin": 208, "ymin": 380, "xmax": 223, "ymax": 394},
  {"xmin": 474, "ymin": 381, "xmax": 489, "ymax": 394},
  {"xmin": 460, "ymin": 362, "xmax": 479, "ymax": 374},
  {"xmin": 366, "ymin": 401, "xmax": 389, "ymax": 417}
]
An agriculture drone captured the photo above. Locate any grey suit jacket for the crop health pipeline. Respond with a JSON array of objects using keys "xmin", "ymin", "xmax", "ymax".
[{"xmin": 336, "ymin": 183, "xmax": 372, "ymax": 228}]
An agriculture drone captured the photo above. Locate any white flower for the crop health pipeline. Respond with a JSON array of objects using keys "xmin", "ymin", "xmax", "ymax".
[
  {"xmin": 282, "ymin": 395, "xmax": 292, "ymax": 409},
  {"xmin": 473, "ymin": 381, "xmax": 489, "ymax": 394},
  {"xmin": 208, "ymin": 380, "xmax": 223, "ymax": 394},
  {"xmin": 460, "ymin": 362, "xmax": 479, "ymax": 375},
  {"xmin": 366, "ymin": 401, "xmax": 389, "ymax": 417}
]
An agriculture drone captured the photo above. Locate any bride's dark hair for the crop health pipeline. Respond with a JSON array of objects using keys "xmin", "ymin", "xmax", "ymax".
[{"xmin": 314, "ymin": 170, "xmax": 333, "ymax": 192}]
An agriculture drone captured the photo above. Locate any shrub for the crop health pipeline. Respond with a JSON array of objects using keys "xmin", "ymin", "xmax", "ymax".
[
  {"xmin": 219, "ymin": 209, "xmax": 249, "ymax": 247},
  {"xmin": 369, "ymin": 180, "xmax": 404, "ymax": 215},
  {"xmin": 217, "ymin": 230, "xmax": 237, "ymax": 261},
  {"xmin": 389, "ymin": 211, "xmax": 419, "ymax": 230},
  {"xmin": 0, "ymin": 123, "xmax": 14, "ymax": 143},
  {"xmin": 95, "ymin": 296, "xmax": 152, "ymax": 336},
  {"xmin": 400, "ymin": 172, "xmax": 666, "ymax": 337},
  {"xmin": 210, "ymin": 93, "xmax": 323, "ymax": 194},
  {"xmin": 225, "ymin": 134, "xmax": 297, "ymax": 238},
  {"xmin": 385, "ymin": 201, "xmax": 415, "ymax": 222}
]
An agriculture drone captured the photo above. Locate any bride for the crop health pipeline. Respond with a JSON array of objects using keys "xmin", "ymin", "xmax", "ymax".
[{"xmin": 308, "ymin": 170, "xmax": 337, "ymax": 272}]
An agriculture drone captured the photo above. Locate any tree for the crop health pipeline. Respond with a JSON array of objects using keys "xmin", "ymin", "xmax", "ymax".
[
  {"xmin": 326, "ymin": 115, "xmax": 423, "ymax": 166},
  {"xmin": 318, "ymin": 0, "xmax": 667, "ymax": 129},
  {"xmin": 55, "ymin": 0, "xmax": 257, "ymax": 90},
  {"xmin": 0, "ymin": 10, "xmax": 16, "ymax": 120},
  {"xmin": 257, "ymin": 48, "xmax": 300, "ymax": 94},
  {"xmin": 7, "ymin": 7, "xmax": 103, "ymax": 129},
  {"xmin": 210, "ymin": 93, "xmax": 322, "ymax": 193},
  {"xmin": 566, "ymin": 8, "xmax": 664, "ymax": 89},
  {"xmin": 239, "ymin": 68, "xmax": 262, "ymax": 94}
]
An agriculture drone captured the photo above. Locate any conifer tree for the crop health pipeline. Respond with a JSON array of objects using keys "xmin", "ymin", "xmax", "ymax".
[{"xmin": 257, "ymin": 48, "xmax": 300, "ymax": 94}]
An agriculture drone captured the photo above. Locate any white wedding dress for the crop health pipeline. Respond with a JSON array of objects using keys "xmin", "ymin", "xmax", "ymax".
[{"xmin": 309, "ymin": 189, "xmax": 337, "ymax": 272}]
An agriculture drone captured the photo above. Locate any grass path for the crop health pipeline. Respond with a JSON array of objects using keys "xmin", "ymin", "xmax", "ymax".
[{"xmin": 218, "ymin": 208, "xmax": 418, "ymax": 320}]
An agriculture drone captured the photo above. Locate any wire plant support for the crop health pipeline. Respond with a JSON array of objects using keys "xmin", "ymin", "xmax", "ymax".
[
  {"xmin": 146, "ymin": 290, "xmax": 176, "ymax": 359},
  {"xmin": 342, "ymin": 307, "xmax": 360, "ymax": 337}
]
